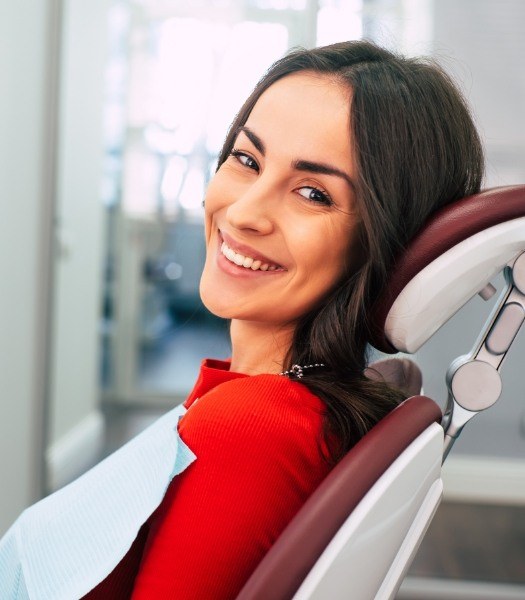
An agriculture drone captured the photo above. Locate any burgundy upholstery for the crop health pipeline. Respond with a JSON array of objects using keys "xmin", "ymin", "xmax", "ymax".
[
  {"xmin": 236, "ymin": 395, "xmax": 442, "ymax": 600},
  {"xmin": 371, "ymin": 185, "xmax": 525, "ymax": 353}
]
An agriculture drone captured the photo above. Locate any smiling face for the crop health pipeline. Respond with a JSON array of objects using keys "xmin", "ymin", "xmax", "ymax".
[{"xmin": 199, "ymin": 72, "xmax": 360, "ymax": 329}]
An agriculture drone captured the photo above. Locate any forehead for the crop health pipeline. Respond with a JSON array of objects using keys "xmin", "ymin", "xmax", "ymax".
[{"xmin": 245, "ymin": 72, "xmax": 352, "ymax": 161}]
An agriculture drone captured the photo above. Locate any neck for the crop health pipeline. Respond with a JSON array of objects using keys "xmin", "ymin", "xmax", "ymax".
[{"xmin": 229, "ymin": 319, "xmax": 294, "ymax": 376}]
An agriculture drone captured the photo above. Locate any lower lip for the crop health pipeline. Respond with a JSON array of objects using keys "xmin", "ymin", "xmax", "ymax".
[{"xmin": 215, "ymin": 240, "xmax": 286, "ymax": 279}]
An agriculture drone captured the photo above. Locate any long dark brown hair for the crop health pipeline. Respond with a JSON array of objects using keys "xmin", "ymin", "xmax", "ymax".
[{"xmin": 217, "ymin": 40, "xmax": 484, "ymax": 463}]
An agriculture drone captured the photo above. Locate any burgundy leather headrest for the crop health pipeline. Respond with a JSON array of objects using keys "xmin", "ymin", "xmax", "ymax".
[{"xmin": 370, "ymin": 185, "xmax": 525, "ymax": 353}]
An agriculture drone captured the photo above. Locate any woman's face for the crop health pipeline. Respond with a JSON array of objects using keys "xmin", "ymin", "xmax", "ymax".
[{"xmin": 200, "ymin": 72, "xmax": 360, "ymax": 327}]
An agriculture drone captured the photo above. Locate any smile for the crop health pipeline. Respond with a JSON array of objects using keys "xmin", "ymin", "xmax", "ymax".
[{"xmin": 220, "ymin": 241, "xmax": 284, "ymax": 272}]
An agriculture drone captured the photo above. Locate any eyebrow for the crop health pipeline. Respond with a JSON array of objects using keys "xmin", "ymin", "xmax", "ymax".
[
  {"xmin": 235, "ymin": 126, "xmax": 355, "ymax": 190},
  {"xmin": 237, "ymin": 126, "xmax": 265, "ymax": 154},
  {"xmin": 292, "ymin": 159, "xmax": 356, "ymax": 191}
]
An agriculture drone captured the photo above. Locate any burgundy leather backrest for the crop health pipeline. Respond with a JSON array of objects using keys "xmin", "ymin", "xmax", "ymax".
[
  {"xmin": 370, "ymin": 185, "xmax": 525, "ymax": 353},
  {"xmin": 236, "ymin": 395, "xmax": 442, "ymax": 600}
]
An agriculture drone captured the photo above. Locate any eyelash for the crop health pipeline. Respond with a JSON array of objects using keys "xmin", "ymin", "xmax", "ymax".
[
  {"xmin": 230, "ymin": 149, "xmax": 259, "ymax": 172},
  {"xmin": 229, "ymin": 148, "xmax": 334, "ymax": 207}
]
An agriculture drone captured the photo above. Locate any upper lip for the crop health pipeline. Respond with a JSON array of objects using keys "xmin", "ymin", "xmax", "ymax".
[{"xmin": 219, "ymin": 230, "xmax": 284, "ymax": 268}]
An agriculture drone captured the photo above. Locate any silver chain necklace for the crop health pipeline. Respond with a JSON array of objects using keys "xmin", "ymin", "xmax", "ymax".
[{"xmin": 279, "ymin": 363, "xmax": 325, "ymax": 379}]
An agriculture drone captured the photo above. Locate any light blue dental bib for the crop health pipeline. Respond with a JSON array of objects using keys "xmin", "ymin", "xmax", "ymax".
[{"xmin": 0, "ymin": 403, "xmax": 196, "ymax": 599}]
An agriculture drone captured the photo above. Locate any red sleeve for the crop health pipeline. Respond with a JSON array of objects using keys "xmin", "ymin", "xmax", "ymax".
[{"xmin": 130, "ymin": 375, "xmax": 331, "ymax": 599}]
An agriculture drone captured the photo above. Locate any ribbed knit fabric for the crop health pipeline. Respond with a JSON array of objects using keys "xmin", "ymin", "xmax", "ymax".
[{"xmin": 85, "ymin": 359, "xmax": 330, "ymax": 599}]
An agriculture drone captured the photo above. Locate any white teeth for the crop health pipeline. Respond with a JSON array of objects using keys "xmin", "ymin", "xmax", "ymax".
[{"xmin": 221, "ymin": 239, "xmax": 280, "ymax": 271}]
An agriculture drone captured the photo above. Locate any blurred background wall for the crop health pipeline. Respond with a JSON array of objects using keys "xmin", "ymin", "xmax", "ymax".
[
  {"xmin": 0, "ymin": 0, "xmax": 60, "ymax": 532},
  {"xmin": 1, "ymin": 0, "xmax": 524, "ymax": 593}
]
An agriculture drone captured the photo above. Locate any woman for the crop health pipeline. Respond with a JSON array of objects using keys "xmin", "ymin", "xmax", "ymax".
[{"xmin": 0, "ymin": 40, "xmax": 483, "ymax": 599}]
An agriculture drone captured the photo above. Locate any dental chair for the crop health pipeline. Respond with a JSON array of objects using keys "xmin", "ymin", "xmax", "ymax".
[{"xmin": 236, "ymin": 184, "xmax": 525, "ymax": 600}]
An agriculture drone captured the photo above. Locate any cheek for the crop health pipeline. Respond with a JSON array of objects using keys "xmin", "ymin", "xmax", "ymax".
[
  {"xmin": 203, "ymin": 175, "xmax": 226, "ymax": 240},
  {"xmin": 298, "ymin": 221, "xmax": 355, "ymax": 281},
  {"xmin": 203, "ymin": 166, "xmax": 241, "ymax": 225},
  {"xmin": 204, "ymin": 172, "xmax": 223, "ymax": 206}
]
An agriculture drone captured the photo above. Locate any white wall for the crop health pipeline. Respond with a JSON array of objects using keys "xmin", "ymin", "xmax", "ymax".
[
  {"xmin": 432, "ymin": 0, "xmax": 525, "ymax": 186},
  {"xmin": 0, "ymin": 0, "xmax": 60, "ymax": 533},
  {"xmin": 0, "ymin": 0, "xmax": 110, "ymax": 532},
  {"xmin": 46, "ymin": 0, "xmax": 109, "ymax": 492}
]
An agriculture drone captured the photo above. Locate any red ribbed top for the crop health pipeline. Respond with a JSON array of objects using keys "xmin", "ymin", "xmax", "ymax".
[{"xmin": 84, "ymin": 359, "xmax": 330, "ymax": 599}]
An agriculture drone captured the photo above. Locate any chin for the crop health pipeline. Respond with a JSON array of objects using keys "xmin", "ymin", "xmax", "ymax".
[
  {"xmin": 199, "ymin": 277, "xmax": 232, "ymax": 320},
  {"xmin": 199, "ymin": 292, "xmax": 252, "ymax": 321},
  {"xmin": 201, "ymin": 300, "xmax": 234, "ymax": 320}
]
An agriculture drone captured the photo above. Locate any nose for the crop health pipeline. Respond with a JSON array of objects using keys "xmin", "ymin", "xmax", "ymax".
[{"xmin": 225, "ymin": 176, "xmax": 275, "ymax": 235}]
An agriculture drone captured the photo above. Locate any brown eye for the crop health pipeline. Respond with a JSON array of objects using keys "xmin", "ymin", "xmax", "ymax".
[
  {"xmin": 297, "ymin": 186, "xmax": 333, "ymax": 206},
  {"xmin": 230, "ymin": 150, "xmax": 259, "ymax": 172}
]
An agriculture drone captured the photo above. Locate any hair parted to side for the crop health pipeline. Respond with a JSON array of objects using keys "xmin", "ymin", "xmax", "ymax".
[{"xmin": 217, "ymin": 40, "xmax": 485, "ymax": 463}]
